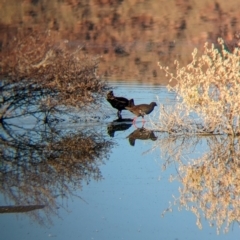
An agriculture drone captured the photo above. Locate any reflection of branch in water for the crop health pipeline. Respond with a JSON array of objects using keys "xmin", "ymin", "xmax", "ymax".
[
  {"xmin": 127, "ymin": 127, "xmax": 158, "ymax": 146},
  {"xmin": 0, "ymin": 205, "xmax": 45, "ymax": 214},
  {"xmin": 157, "ymin": 133, "xmax": 240, "ymax": 234},
  {"xmin": 0, "ymin": 119, "xmax": 114, "ymax": 225},
  {"xmin": 47, "ymin": 132, "xmax": 111, "ymax": 183},
  {"xmin": 155, "ymin": 132, "xmax": 206, "ymax": 171},
  {"xmin": 0, "ymin": 79, "xmax": 61, "ymax": 124}
]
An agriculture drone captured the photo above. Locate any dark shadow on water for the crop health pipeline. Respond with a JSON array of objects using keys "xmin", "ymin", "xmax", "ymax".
[
  {"xmin": 126, "ymin": 127, "xmax": 158, "ymax": 146},
  {"xmin": 0, "ymin": 205, "xmax": 45, "ymax": 214},
  {"xmin": 107, "ymin": 117, "xmax": 133, "ymax": 137}
]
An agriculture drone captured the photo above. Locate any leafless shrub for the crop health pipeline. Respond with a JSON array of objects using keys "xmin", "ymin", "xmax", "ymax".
[
  {"xmin": 155, "ymin": 39, "xmax": 240, "ymax": 233},
  {"xmin": 0, "ymin": 31, "xmax": 112, "ymax": 224},
  {"xmin": 158, "ymin": 38, "xmax": 240, "ymax": 135},
  {"xmin": 0, "ymin": 31, "xmax": 108, "ymax": 117}
]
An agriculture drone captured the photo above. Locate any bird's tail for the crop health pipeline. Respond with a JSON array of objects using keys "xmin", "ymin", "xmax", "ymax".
[{"xmin": 128, "ymin": 99, "xmax": 135, "ymax": 107}]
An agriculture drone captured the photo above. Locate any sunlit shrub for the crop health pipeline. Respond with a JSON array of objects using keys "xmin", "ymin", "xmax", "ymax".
[
  {"xmin": 0, "ymin": 31, "xmax": 107, "ymax": 111},
  {"xmin": 158, "ymin": 38, "xmax": 240, "ymax": 135},
  {"xmin": 157, "ymin": 39, "xmax": 240, "ymax": 234}
]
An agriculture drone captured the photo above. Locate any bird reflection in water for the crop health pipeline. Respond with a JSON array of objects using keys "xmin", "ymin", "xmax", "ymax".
[
  {"xmin": 107, "ymin": 117, "xmax": 133, "ymax": 137},
  {"xmin": 126, "ymin": 127, "xmax": 158, "ymax": 146}
]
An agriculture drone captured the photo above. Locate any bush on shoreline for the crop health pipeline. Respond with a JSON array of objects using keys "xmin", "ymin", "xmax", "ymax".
[
  {"xmin": 158, "ymin": 38, "xmax": 240, "ymax": 136},
  {"xmin": 0, "ymin": 31, "xmax": 108, "ymax": 121}
]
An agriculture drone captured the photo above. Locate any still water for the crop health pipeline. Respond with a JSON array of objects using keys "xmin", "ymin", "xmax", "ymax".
[
  {"xmin": 1, "ymin": 1, "xmax": 240, "ymax": 238},
  {"xmin": 0, "ymin": 81, "xmax": 239, "ymax": 240}
]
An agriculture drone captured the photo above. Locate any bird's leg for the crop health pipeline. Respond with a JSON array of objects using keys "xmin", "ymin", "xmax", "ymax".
[
  {"xmin": 133, "ymin": 122, "xmax": 138, "ymax": 128},
  {"xmin": 117, "ymin": 111, "xmax": 121, "ymax": 119},
  {"xmin": 133, "ymin": 116, "xmax": 137, "ymax": 123},
  {"xmin": 133, "ymin": 117, "xmax": 138, "ymax": 128}
]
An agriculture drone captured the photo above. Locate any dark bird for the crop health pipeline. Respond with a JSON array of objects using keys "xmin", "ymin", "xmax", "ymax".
[
  {"xmin": 125, "ymin": 102, "xmax": 157, "ymax": 124},
  {"xmin": 127, "ymin": 127, "xmax": 158, "ymax": 146},
  {"xmin": 107, "ymin": 91, "xmax": 134, "ymax": 118}
]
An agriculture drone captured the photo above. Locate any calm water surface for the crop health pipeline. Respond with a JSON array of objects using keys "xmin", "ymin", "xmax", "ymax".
[
  {"xmin": 1, "ymin": 1, "xmax": 240, "ymax": 238},
  {"xmin": 0, "ymin": 81, "xmax": 239, "ymax": 240}
]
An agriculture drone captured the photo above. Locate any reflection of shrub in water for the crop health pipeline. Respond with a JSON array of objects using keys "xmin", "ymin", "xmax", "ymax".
[
  {"xmin": 47, "ymin": 133, "xmax": 111, "ymax": 182},
  {"xmin": 159, "ymin": 134, "xmax": 240, "ymax": 234},
  {"xmin": 178, "ymin": 136, "xmax": 240, "ymax": 234},
  {"xmin": 0, "ymin": 121, "xmax": 113, "ymax": 225}
]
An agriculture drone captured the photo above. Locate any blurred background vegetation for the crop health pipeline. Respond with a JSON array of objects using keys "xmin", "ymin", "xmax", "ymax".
[{"xmin": 1, "ymin": 0, "xmax": 240, "ymax": 83}]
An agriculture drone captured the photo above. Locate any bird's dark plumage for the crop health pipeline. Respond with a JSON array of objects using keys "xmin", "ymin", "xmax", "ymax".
[
  {"xmin": 107, "ymin": 91, "xmax": 134, "ymax": 118},
  {"xmin": 125, "ymin": 102, "xmax": 157, "ymax": 123}
]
